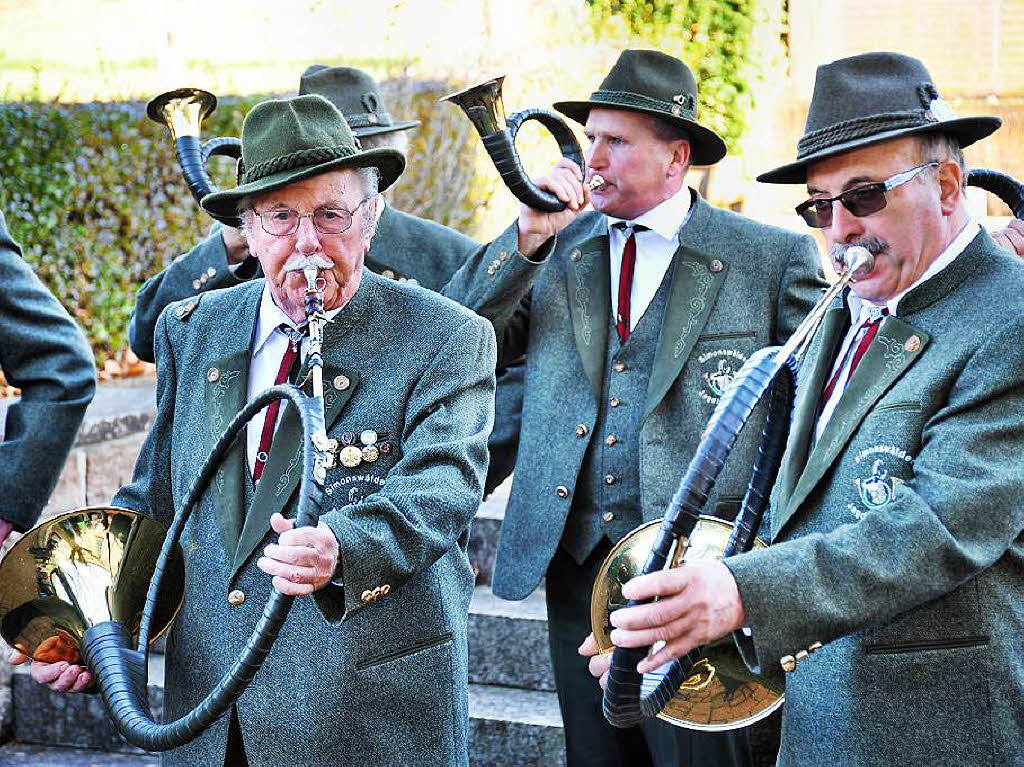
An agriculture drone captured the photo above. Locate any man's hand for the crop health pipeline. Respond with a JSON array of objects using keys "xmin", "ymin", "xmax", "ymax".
[
  {"xmin": 257, "ymin": 512, "xmax": 340, "ymax": 596},
  {"xmin": 0, "ymin": 519, "xmax": 14, "ymax": 548},
  {"xmin": 991, "ymin": 219, "xmax": 1024, "ymax": 257},
  {"xmin": 221, "ymin": 225, "xmax": 251, "ymax": 266},
  {"xmin": 517, "ymin": 158, "xmax": 590, "ymax": 259},
  {"xmin": 579, "ymin": 633, "xmax": 612, "ymax": 689},
  {"xmin": 9, "ymin": 642, "xmax": 94, "ymax": 694},
  {"xmin": 606, "ymin": 561, "xmax": 745, "ymax": 674}
]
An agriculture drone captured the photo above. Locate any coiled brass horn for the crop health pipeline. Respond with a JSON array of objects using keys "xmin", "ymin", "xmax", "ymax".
[
  {"xmin": 0, "ymin": 270, "xmax": 341, "ymax": 752},
  {"xmin": 591, "ymin": 246, "xmax": 876, "ymax": 731},
  {"xmin": 147, "ymin": 87, "xmax": 242, "ymax": 227},
  {"xmin": 443, "ymin": 76, "xmax": 589, "ymax": 211}
]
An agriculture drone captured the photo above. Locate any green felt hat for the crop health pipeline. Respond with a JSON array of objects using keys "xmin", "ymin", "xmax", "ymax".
[
  {"xmin": 201, "ymin": 94, "xmax": 405, "ymax": 222},
  {"xmin": 553, "ymin": 49, "xmax": 726, "ymax": 166},
  {"xmin": 758, "ymin": 52, "xmax": 1001, "ymax": 184},
  {"xmin": 299, "ymin": 65, "xmax": 420, "ymax": 138}
]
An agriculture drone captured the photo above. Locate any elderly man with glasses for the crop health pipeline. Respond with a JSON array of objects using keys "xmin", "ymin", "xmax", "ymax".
[
  {"xmin": 14, "ymin": 94, "xmax": 496, "ymax": 767},
  {"xmin": 583, "ymin": 52, "xmax": 1024, "ymax": 766}
]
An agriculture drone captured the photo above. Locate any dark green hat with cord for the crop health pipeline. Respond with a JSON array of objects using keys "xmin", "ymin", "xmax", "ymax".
[
  {"xmin": 201, "ymin": 94, "xmax": 405, "ymax": 223},
  {"xmin": 758, "ymin": 51, "xmax": 1001, "ymax": 184},
  {"xmin": 553, "ymin": 49, "xmax": 727, "ymax": 166},
  {"xmin": 299, "ymin": 65, "xmax": 420, "ymax": 138}
]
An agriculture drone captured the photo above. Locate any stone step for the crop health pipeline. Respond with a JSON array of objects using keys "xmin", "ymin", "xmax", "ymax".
[
  {"xmin": 10, "ymin": 660, "xmax": 565, "ymax": 765},
  {"xmin": 0, "ymin": 743, "xmax": 159, "ymax": 766},
  {"xmin": 469, "ymin": 586, "xmax": 554, "ymax": 692}
]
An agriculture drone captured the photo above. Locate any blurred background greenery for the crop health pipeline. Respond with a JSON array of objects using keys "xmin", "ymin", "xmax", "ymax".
[{"xmin": 1, "ymin": 0, "xmax": 1021, "ymax": 370}]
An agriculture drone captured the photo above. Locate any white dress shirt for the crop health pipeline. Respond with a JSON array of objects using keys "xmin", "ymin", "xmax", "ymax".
[
  {"xmin": 814, "ymin": 220, "xmax": 980, "ymax": 441},
  {"xmin": 606, "ymin": 186, "xmax": 695, "ymax": 334},
  {"xmin": 246, "ymin": 284, "xmax": 342, "ymax": 476}
]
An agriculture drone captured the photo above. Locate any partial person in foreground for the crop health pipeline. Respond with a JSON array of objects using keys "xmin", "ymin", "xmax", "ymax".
[
  {"xmin": 0, "ymin": 208, "xmax": 96, "ymax": 548},
  {"xmin": 444, "ymin": 49, "xmax": 825, "ymax": 767},
  {"xmin": 584, "ymin": 52, "xmax": 1024, "ymax": 766},
  {"xmin": 14, "ymin": 95, "xmax": 495, "ymax": 767}
]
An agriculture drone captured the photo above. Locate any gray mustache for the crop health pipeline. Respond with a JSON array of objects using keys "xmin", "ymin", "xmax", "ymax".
[
  {"xmin": 830, "ymin": 237, "xmax": 887, "ymax": 267},
  {"xmin": 284, "ymin": 254, "xmax": 333, "ymax": 272}
]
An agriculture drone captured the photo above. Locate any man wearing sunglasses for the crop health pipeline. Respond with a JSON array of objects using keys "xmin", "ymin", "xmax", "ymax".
[{"xmin": 583, "ymin": 51, "xmax": 1024, "ymax": 765}]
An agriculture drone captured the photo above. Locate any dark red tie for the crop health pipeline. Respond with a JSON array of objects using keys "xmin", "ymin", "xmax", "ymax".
[
  {"xmin": 252, "ymin": 326, "xmax": 303, "ymax": 481},
  {"xmin": 818, "ymin": 308, "xmax": 888, "ymax": 413},
  {"xmin": 616, "ymin": 225, "xmax": 646, "ymax": 343}
]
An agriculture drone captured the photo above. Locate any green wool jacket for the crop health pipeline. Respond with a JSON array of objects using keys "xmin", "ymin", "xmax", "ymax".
[
  {"xmin": 0, "ymin": 210, "xmax": 95, "ymax": 532},
  {"xmin": 444, "ymin": 192, "xmax": 825, "ymax": 600},
  {"xmin": 727, "ymin": 231, "xmax": 1024, "ymax": 767},
  {"xmin": 113, "ymin": 272, "xmax": 495, "ymax": 766}
]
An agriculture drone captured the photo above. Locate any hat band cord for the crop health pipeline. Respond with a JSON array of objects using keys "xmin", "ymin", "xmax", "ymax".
[
  {"xmin": 244, "ymin": 144, "xmax": 358, "ymax": 183},
  {"xmin": 589, "ymin": 89, "xmax": 697, "ymax": 121},
  {"xmin": 797, "ymin": 110, "xmax": 933, "ymax": 158}
]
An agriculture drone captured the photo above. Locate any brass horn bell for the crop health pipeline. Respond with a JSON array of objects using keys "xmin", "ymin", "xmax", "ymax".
[{"xmin": 0, "ymin": 507, "xmax": 183, "ymax": 665}]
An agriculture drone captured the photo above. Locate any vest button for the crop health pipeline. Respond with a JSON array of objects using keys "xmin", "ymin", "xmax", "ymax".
[
  {"xmin": 609, "ymin": 397, "xmax": 621, "ymax": 408},
  {"xmin": 575, "ymin": 424, "xmax": 589, "ymax": 437},
  {"xmin": 556, "ymin": 485, "xmax": 570, "ymax": 499},
  {"xmin": 602, "ymin": 511, "xmax": 615, "ymax": 522},
  {"xmin": 613, "ymin": 361, "xmax": 627, "ymax": 373},
  {"xmin": 605, "ymin": 435, "xmax": 618, "ymax": 446},
  {"xmin": 206, "ymin": 367, "xmax": 220, "ymax": 383},
  {"xmin": 227, "ymin": 590, "xmax": 245, "ymax": 606},
  {"xmin": 604, "ymin": 474, "xmax": 616, "ymax": 485}
]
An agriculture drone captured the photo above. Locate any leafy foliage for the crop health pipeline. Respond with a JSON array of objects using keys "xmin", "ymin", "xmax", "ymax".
[
  {"xmin": 586, "ymin": 0, "xmax": 772, "ymax": 151},
  {"xmin": 0, "ymin": 80, "xmax": 484, "ymax": 362}
]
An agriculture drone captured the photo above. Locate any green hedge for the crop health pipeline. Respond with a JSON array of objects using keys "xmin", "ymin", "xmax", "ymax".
[{"xmin": 0, "ymin": 80, "xmax": 485, "ymax": 361}]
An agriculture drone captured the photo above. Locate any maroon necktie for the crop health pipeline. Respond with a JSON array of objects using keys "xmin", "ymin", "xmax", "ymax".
[
  {"xmin": 615, "ymin": 224, "xmax": 646, "ymax": 343},
  {"xmin": 252, "ymin": 325, "xmax": 303, "ymax": 481},
  {"xmin": 818, "ymin": 308, "xmax": 888, "ymax": 412}
]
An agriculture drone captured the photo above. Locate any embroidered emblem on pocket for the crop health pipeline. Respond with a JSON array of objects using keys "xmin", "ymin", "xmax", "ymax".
[{"xmin": 698, "ymin": 348, "xmax": 747, "ymax": 404}]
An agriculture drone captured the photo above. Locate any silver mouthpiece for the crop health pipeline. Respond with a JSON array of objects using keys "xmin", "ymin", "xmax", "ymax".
[
  {"xmin": 587, "ymin": 174, "xmax": 606, "ymax": 190},
  {"xmin": 842, "ymin": 246, "xmax": 875, "ymax": 279}
]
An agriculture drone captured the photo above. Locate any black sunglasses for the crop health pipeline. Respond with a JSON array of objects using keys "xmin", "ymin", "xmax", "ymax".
[{"xmin": 796, "ymin": 162, "xmax": 939, "ymax": 228}]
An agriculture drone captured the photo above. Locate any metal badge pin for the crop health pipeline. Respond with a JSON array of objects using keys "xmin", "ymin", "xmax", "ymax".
[
  {"xmin": 360, "ymin": 430, "xmax": 378, "ymax": 446},
  {"xmin": 340, "ymin": 445, "xmax": 363, "ymax": 468},
  {"xmin": 361, "ymin": 445, "xmax": 379, "ymax": 463}
]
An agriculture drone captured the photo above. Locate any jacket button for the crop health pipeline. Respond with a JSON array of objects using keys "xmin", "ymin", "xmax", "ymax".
[
  {"xmin": 795, "ymin": 650, "xmax": 809, "ymax": 662},
  {"xmin": 808, "ymin": 641, "xmax": 823, "ymax": 654},
  {"xmin": 780, "ymin": 655, "xmax": 796, "ymax": 673},
  {"xmin": 333, "ymin": 374, "xmax": 350, "ymax": 391},
  {"xmin": 556, "ymin": 485, "xmax": 570, "ymax": 499},
  {"xmin": 604, "ymin": 474, "xmax": 616, "ymax": 485},
  {"xmin": 613, "ymin": 361, "xmax": 626, "ymax": 373},
  {"xmin": 605, "ymin": 435, "xmax": 618, "ymax": 446},
  {"xmin": 227, "ymin": 590, "xmax": 245, "ymax": 606},
  {"xmin": 575, "ymin": 424, "xmax": 588, "ymax": 437},
  {"xmin": 381, "ymin": 584, "xmax": 391, "ymax": 595},
  {"xmin": 361, "ymin": 589, "xmax": 374, "ymax": 604},
  {"xmin": 709, "ymin": 259, "xmax": 724, "ymax": 273},
  {"xmin": 382, "ymin": 269, "xmax": 396, "ymax": 279},
  {"xmin": 207, "ymin": 267, "xmax": 217, "ymax": 278},
  {"xmin": 192, "ymin": 279, "xmax": 202, "ymax": 290},
  {"xmin": 207, "ymin": 367, "xmax": 220, "ymax": 383},
  {"xmin": 602, "ymin": 511, "xmax": 614, "ymax": 522},
  {"xmin": 609, "ymin": 397, "xmax": 621, "ymax": 408}
]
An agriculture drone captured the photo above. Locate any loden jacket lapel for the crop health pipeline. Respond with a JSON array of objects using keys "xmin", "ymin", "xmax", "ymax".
[
  {"xmin": 566, "ymin": 233, "xmax": 611, "ymax": 401},
  {"xmin": 230, "ymin": 274, "xmax": 373, "ymax": 581},
  {"xmin": 644, "ymin": 197, "xmax": 727, "ymax": 420},
  {"xmin": 203, "ymin": 284, "xmax": 262, "ymax": 559},
  {"xmin": 777, "ymin": 314, "xmax": 929, "ymax": 535},
  {"xmin": 769, "ymin": 301, "xmax": 848, "ymax": 537}
]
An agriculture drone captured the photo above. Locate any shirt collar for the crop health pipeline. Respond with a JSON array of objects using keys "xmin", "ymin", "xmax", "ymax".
[
  {"xmin": 253, "ymin": 282, "xmax": 344, "ymax": 357},
  {"xmin": 846, "ymin": 219, "xmax": 980, "ymax": 323},
  {"xmin": 606, "ymin": 185, "xmax": 695, "ymax": 242}
]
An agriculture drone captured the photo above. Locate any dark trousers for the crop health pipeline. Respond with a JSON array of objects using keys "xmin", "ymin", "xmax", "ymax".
[{"xmin": 545, "ymin": 542, "xmax": 753, "ymax": 767}]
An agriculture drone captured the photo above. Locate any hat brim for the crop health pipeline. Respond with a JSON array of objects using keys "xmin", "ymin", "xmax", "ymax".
[
  {"xmin": 757, "ymin": 116, "xmax": 1001, "ymax": 184},
  {"xmin": 200, "ymin": 147, "xmax": 406, "ymax": 224},
  {"xmin": 553, "ymin": 99, "xmax": 727, "ymax": 166},
  {"xmin": 351, "ymin": 119, "xmax": 420, "ymax": 138}
]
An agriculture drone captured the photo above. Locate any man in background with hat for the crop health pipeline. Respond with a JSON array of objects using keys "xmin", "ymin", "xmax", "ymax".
[
  {"xmin": 585, "ymin": 52, "xmax": 1024, "ymax": 765},
  {"xmin": 129, "ymin": 63, "xmax": 522, "ymax": 497},
  {"xmin": 16, "ymin": 93, "xmax": 496, "ymax": 766},
  {"xmin": 444, "ymin": 49, "xmax": 825, "ymax": 766}
]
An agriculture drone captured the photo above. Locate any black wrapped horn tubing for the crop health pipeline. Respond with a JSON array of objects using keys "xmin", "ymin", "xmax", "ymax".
[
  {"xmin": 82, "ymin": 384, "xmax": 324, "ymax": 751},
  {"xmin": 602, "ymin": 347, "xmax": 793, "ymax": 728},
  {"xmin": 967, "ymin": 168, "xmax": 1024, "ymax": 219},
  {"xmin": 173, "ymin": 136, "xmax": 242, "ymax": 228},
  {"xmin": 481, "ymin": 107, "xmax": 585, "ymax": 213}
]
